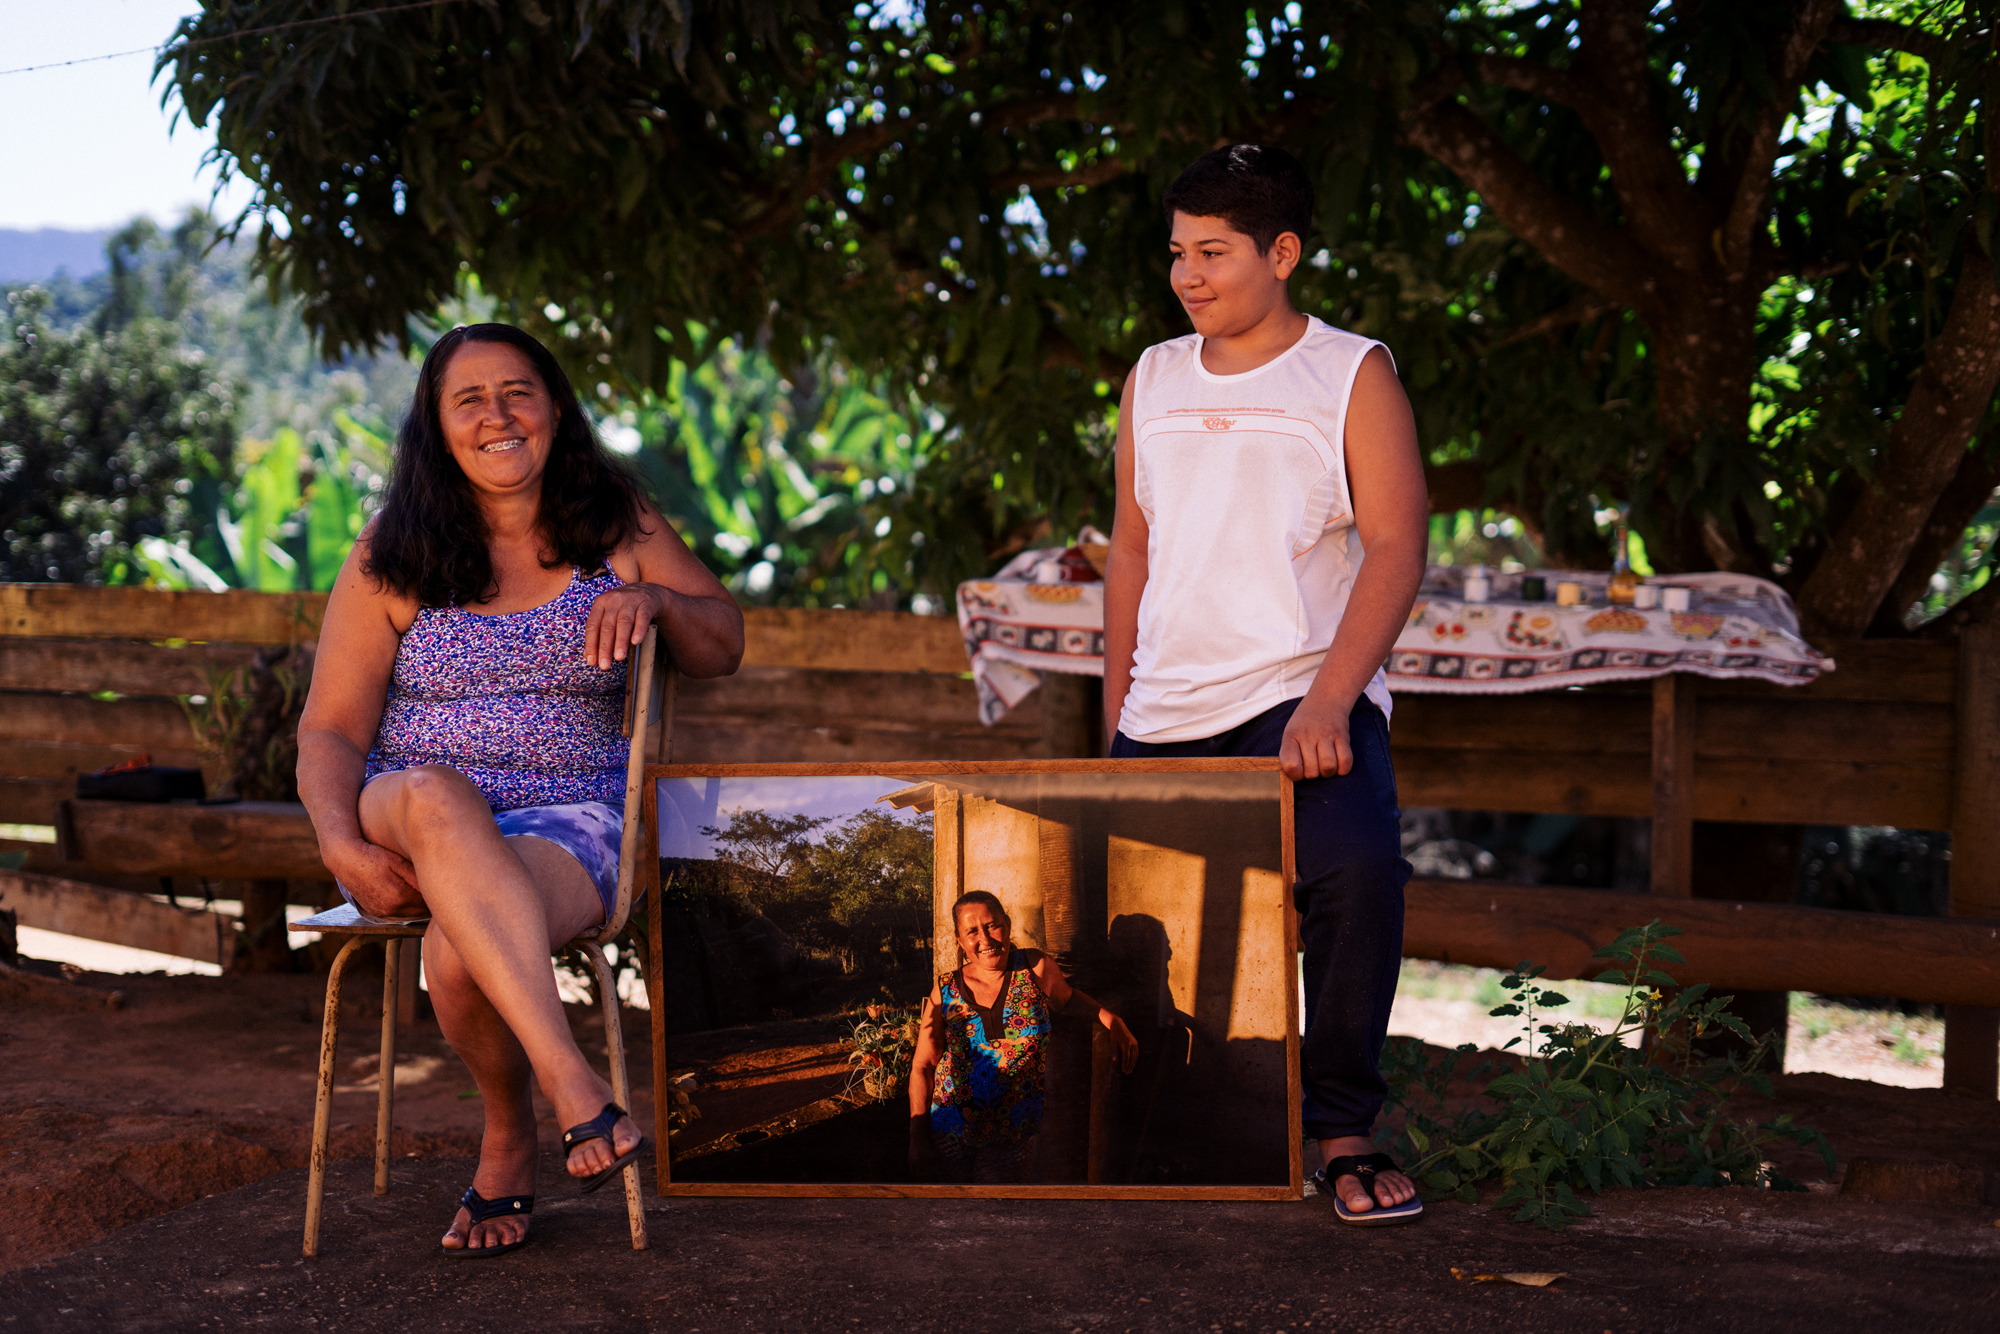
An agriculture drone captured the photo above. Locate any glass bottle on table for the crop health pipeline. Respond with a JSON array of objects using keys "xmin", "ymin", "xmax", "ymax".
[{"xmin": 1608, "ymin": 518, "xmax": 1640, "ymax": 606}]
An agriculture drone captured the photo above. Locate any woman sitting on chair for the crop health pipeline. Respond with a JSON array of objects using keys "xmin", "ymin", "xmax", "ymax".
[{"xmin": 297, "ymin": 323, "xmax": 743, "ymax": 1257}]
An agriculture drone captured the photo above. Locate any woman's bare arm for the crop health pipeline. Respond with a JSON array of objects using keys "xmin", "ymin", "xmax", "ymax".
[
  {"xmin": 597, "ymin": 500, "xmax": 745, "ymax": 677},
  {"xmin": 1101, "ymin": 372, "xmax": 1149, "ymax": 745},
  {"xmin": 1027, "ymin": 952, "xmax": 1140, "ymax": 1073},
  {"xmin": 908, "ymin": 988, "xmax": 946, "ymax": 1117},
  {"xmin": 295, "ymin": 536, "xmax": 424, "ymax": 915}
]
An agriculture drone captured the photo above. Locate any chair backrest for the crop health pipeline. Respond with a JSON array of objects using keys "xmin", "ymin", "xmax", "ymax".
[{"xmin": 599, "ymin": 624, "xmax": 673, "ymax": 942}]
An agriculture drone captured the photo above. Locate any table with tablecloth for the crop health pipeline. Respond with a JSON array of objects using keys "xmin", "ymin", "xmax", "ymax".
[{"xmin": 956, "ymin": 549, "xmax": 1832, "ymax": 724}]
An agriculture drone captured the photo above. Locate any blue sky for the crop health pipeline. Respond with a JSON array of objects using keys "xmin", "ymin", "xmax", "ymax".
[
  {"xmin": 657, "ymin": 776, "xmax": 926, "ymax": 861},
  {"xmin": 1, "ymin": 1, "xmax": 255, "ymax": 229}
]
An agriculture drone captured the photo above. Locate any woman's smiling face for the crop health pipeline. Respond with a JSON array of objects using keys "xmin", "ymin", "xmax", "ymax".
[
  {"xmin": 436, "ymin": 341, "xmax": 558, "ymax": 499},
  {"xmin": 956, "ymin": 902, "xmax": 1010, "ymax": 969}
]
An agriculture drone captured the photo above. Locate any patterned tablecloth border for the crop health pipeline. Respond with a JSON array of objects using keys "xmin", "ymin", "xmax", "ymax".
[{"xmin": 956, "ymin": 566, "xmax": 1832, "ymax": 722}]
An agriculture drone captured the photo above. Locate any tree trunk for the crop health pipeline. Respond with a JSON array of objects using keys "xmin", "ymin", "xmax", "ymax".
[
  {"xmin": 232, "ymin": 878, "xmax": 298, "ymax": 973},
  {"xmin": 1869, "ymin": 445, "xmax": 2000, "ymax": 636},
  {"xmin": 1799, "ymin": 250, "xmax": 2000, "ymax": 637}
]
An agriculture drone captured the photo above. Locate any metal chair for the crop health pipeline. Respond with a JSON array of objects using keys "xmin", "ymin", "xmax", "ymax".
[{"xmin": 295, "ymin": 624, "xmax": 674, "ymax": 1256}]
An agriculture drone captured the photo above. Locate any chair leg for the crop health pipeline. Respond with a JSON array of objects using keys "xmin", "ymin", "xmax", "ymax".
[
  {"xmin": 375, "ymin": 938, "xmax": 401, "ymax": 1195},
  {"xmin": 305, "ymin": 936, "xmax": 365, "ymax": 1258},
  {"xmin": 582, "ymin": 942, "xmax": 648, "ymax": 1251}
]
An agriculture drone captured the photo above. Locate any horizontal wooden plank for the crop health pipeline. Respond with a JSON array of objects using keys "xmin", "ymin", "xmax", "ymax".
[
  {"xmin": 0, "ymin": 638, "xmax": 257, "ymax": 697},
  {"xmin": 672, "ymin": 725, "xmax": 1050, "ymax": 765},
  {"xmin": 0, "ymin": 585, "xmax": 968, "ymax": 674},
  {"xmin": 0, "ymin": 779, "xmax": 65, "ymax": 827},
  {"xmin": 739, "ymin": 607, "xmax": 965, "ymax": 675},
  {"xmin": 1394, "ymin": 748, "xmax": 1651, "ymax": 818},
  {"xmin": 1392, "ymin": 754, "xmax": 1950, "ymax": 827},
  {"xmin": 1403, "ymin": 878, "xmax": 2000, "ymax": 1007},
  {"xmin": 1390, "ymin": 690, "xmax": 1954, "ymax": 769},
  {"xmin": 677, "ymin": 666, "xmax": 1026, "ymax": 735},
  {"xmin": 1388, "ymin": 691, "xmax": 1651, "ymax": 755},
  {"xmin": 1, "ymin": 869, "xmax": 235, "ymax": 966},
  {"xmin": 0, "ymin": 740, "xmax": 205, "ymax": 782},
  {"xmin": 1394, "ymin": 746, "xmax": 1953, "ymax": 828},
  {"xmin": 0, "ymin": 839, "xmax": 202, "ymax": 897},
  {"xmin": 1692, "ymin": 757, "xmax": 1952, "ymax": 829},
  {"xmin": 0, "ymin": 584, "xmax": 324, "ymax": 645},
  {"xmin": 62, "ymin": 798, "xmax": 328, "ymax": 880},
  {"xmin": 1694, "ymin": 698, "xmax": 1955, "ymax": 768},
  {"xmin": 0, "ymin": 694, "xmax": 193, "ymax": 750},
  {"xmin": 1696, "ymin": 638, "xmax": 1957, "ymax": 705}
]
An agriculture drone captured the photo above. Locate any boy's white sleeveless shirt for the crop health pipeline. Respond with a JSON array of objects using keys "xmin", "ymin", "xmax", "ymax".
[{"xmin": 1120, "ymin": 315, "xmax": 1395, "ymax": 743}]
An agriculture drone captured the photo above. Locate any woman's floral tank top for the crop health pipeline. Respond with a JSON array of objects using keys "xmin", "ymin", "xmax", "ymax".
[
  {"xmin": 928, "ymin": 949, "xmax": 1051, "ymax": 1148},
  {"xmin": 364, "ymin": 566, "xmax": 629, "ymax": 812}
]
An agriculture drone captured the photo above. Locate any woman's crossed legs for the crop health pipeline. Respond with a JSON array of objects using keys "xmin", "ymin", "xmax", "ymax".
[{"xmin": 358, "ymin": 765, "xmax": 643, "ymax": 1253}]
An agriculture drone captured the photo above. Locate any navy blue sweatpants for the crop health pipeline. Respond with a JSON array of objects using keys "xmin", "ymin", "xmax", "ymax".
[{"xmin": 1112, "ymin": 696, "xmax": 1411, "ymax": 1140}]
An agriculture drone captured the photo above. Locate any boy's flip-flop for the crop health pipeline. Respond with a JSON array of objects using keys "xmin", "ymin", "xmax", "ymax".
[
  {"xmin": 441, "ymin": 1186, "xmax": 534, "ymax": 1258},
  {"xmin": 561, "ymin": 1101, "xmax": 650, "ymax": 1193},
  {"xmin": 1315, "ymin": 1153, "xmax": 1424, "ymax": 1226}
]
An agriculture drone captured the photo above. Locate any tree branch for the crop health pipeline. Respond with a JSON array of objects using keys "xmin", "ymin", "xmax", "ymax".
[
  {"xmin": 1828, "ymin": 17, "xmax": 1939, "ymax": 60},
  {"xmin": 1869, "ymin": 443, "xmax": 2000, "ymax": 635},
  {"xmin": 1713, "ymin": 0, "xmax": 1844, "ymax": 276},
  {"xmin": 1799, "ymin": 246, "xmax": 2000, "ymax": 636},
  {"xmin": 1399, "ymin": 96, "xmax": 1661, "ymax": 316},
  {"xmin": 1472, "ymin": 53, "xmax": 1594, "ymax": 111},
  {"xmin": 1486, "ymin": 293, "xmax": 1618, "ymax": 351},
  {"xmin": 989, "ymin": 158, "xmax": 1133, "ymax": 192},
  {"xmin": 1572, "ymin": 0, "xmax": 1717, "ymax": 273}
]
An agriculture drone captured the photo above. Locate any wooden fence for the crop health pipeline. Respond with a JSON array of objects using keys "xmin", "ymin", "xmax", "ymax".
[{"xmin": 1, "ymin": 582, "xmax": 1994, "ymax": 1097}]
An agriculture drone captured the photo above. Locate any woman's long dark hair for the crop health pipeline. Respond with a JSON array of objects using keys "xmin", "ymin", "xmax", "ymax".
[{"xmin": 364, "ymin": 323, "xmax": 647, "ymax": 606}]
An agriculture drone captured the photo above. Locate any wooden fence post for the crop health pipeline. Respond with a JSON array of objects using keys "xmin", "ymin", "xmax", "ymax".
[
  {"xmin": 1650, "ymin": 674, "xmax": 1697, "ymax": 897},
  {"xmin": 1944, "ymin": 619, "xmax": 2000, "ymax": 1099}
]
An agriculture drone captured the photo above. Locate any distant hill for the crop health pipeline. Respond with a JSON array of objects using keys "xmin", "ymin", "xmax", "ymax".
[{"xmin": 0, "ymin": 229, "xmax": 113, "ymax": 283}]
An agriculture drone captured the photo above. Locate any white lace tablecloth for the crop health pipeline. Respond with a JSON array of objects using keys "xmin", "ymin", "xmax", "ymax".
[{"xmin": 958, "ymin": 557, "xmax": 1832, "ymax": 724}]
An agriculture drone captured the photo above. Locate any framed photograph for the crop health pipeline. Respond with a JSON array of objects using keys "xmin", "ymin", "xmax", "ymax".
[{"xmin": 640, "ymin": 759, "xmax": 1300, "ymax": 1199}]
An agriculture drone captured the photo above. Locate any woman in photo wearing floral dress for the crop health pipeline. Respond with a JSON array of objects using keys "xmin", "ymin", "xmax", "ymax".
[{"xmin": 907, "ymin": 891, "xmax": 1139, "ymax": 1183}]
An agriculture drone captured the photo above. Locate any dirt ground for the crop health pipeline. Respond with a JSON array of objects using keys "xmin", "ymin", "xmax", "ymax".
[{"xmin": 4, "ymin": 960, "xmax": 1999, "ymax": 1331}]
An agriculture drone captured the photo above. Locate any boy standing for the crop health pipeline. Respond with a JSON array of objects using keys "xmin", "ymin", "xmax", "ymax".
[{"xmin": 1102, "ymin": 144, "xmax": 1428, "ymax": 1224}]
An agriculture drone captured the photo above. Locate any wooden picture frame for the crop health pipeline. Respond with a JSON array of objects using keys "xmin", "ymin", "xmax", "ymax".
[{"xmin": 640, "ymin": 758, "xmax": 1301, "ymax": 1200}]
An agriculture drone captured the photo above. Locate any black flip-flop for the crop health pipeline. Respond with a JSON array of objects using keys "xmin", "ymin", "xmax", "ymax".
[
  {"xmin": 1315, "ymin": 1153, "xmax": 1424, "ymax": 1226},
  {"xmin": 442, "ymin": 1186, "xmax": 534, "ymax": 1258},
  {"xmin": 561, "ymin": 1101, "xmax": 650, "ymax": 1193}
]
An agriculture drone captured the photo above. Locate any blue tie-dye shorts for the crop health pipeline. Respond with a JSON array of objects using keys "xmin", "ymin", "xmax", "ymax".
[{"xmin": 494, "ymin": 801, "xmax": 625, "ymax": 923}]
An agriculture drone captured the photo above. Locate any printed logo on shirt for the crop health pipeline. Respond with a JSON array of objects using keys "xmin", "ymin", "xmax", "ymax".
[{"xmin": 1202, "ymin": 417, "xmax": 1236, "ymax": 430}]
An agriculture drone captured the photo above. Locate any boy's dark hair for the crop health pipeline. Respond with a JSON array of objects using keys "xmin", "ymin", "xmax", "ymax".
[{"xmin": 1162, "ymin": 144, "xmax": 1314, "ymax": 255}]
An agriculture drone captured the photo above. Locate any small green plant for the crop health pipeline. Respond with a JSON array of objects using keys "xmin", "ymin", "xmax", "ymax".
[
  {"xmin": 1380, "ymin": 921, "xmax": 1835, "ymax": 1230},
  {"xmin": 179, "ymin": 598, "xmax": 318, "ymax": 799},
  {"xmin": 845, "ymin": 999, "xmax": 919, "ymax": 1102},
  {"xmin": 1889, "ymin": 1022, "xmax": 1932, "ymax": 1067},
  {"xmin": 662, "ymin": 1073, "xmax": 703, "ymax": 1141}
]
